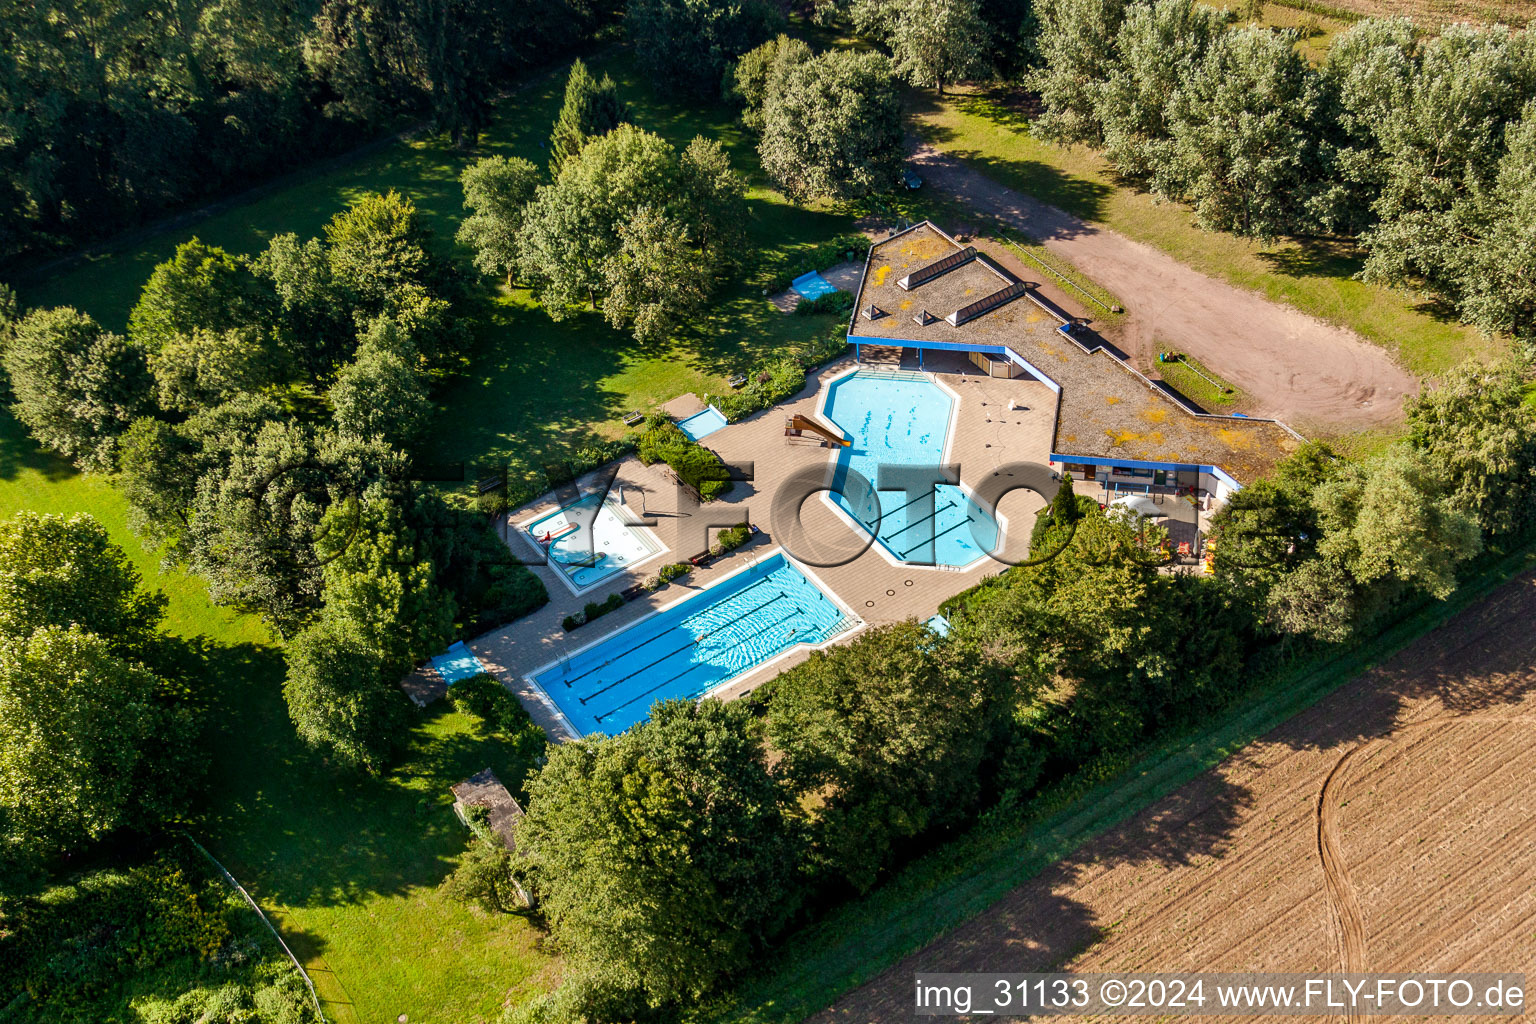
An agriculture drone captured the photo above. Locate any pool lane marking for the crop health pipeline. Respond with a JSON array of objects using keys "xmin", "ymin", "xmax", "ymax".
[
  {"xmin": 578, "ymin": 589, "xmax": 795, "ymax": 704},
  {"xmin": 900, "ymin": 515, "xmax": 976, "ymax": 559},
  {"xmin": 593, "ymin": 607, "xmax": 809, "ymax": 724},
  {"xmin": 882, "ymin": 500, "xmax": 957, "ymax": 542},
  {"xmin": 554, "ymin": 575, "xmax": 779, "ymax": 688}
]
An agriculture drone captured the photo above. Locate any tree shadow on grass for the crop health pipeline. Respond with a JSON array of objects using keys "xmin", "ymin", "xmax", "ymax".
[
  {"xmin": 192, "ymin": 636, "xmax": 542, "ymax": 911},
  {"xmin": 0, "ymin": 409, "xmax": 77, "ymax": 483},
  {"xmin": 1254, "ymin": 237, "xmax": 1365, "ymax": 281}
]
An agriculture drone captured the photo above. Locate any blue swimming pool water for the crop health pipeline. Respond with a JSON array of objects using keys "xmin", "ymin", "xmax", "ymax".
[
  {"xmin": 791, "ymin": 270, "xmax": 837, "ymax": 300},
  {"xmin": 523, "ymin": 494, "xmax": 661, "ymax": 591},
  {"xmin": 823, "ymin": 370, "xmax": 1000, "ymax": 567},
  {"xmin": 530, "ymin": 553, "xmax": 851, "ymax": 735},
  {"xmin": 433, "ymin": 641, "xmax": 487, "ymax": 684},
  {"xmin": 677, "ymin": 406, "xmax": 728, "ymax": 441}
]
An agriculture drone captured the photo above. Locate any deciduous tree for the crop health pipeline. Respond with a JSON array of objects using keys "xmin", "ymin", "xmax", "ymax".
[
  {"xmin": 759, "ymin": 50, "xmax": 905, "ymax": 201},
  {"xmin": 457, "ymin": 156, "xmax": 542, "ymax": 284},
  {"xmin": 283, "ymin": 614, "xmax": 407, "ymax": 773},
  {"xmin": 518, "ymin": 699, "xmax": 801, "ymax": 1007},
  {"xmin": 2, "ymin": 307, "xmax": 153, "ymax": 472}
]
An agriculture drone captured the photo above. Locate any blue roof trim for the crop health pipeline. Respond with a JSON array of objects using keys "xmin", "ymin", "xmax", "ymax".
[{"xmin": 848, "ymin": 333, "xmax": 1062, "ymax": 394}]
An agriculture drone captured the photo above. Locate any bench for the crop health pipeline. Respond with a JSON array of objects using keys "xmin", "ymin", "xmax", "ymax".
[{"xmin": 623, "ymin": 410, "xmax": 644, "ymax": 426}]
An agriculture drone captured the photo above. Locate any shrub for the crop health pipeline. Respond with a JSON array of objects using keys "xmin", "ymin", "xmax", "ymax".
[
  {"xmin": 758, "ymin": 233, "xmax": 869, "ymax": 295},
  {"xmin": 710, "ymin": 522, "xmax": 753, "ymax": 557},
  {"xmin": 635, "ymin": 420, "xmax": 734, "ymax": 501},
  {"xmin": 441, "ymin": 835, "xmax": 521, "ymax": 914},
  {"xmin": 793, "ymin": 289, "xmax": 855, "ymax": 316},
  {"xmin": 446, "ymin": 673, "xmax": 547, "ymax": 781},
  {"xmin": 712, "ymin": 328, "xmax": 848, "ymax": 423},
  {"xmin": 562, "ymin": 593, "xmax": 625, "ymax": 632},
  {"xmin": 657, "ymin": 562, "xmax": 691, "ymax": 583}
]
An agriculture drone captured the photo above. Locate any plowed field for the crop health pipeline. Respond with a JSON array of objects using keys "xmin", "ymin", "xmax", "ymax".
[{"xmin": 815, "ymin": 572, "xmax": 1536, "ymax": 1022}]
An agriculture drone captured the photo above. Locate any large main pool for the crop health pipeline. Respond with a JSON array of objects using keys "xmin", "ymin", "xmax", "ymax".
[
  {"xmin": 823, "ymin": 369, "xmax": 1000, "ymax": 567},
  {"xmin": 528, "ymin": 552, "xmax": 854, "ymax": 735}
]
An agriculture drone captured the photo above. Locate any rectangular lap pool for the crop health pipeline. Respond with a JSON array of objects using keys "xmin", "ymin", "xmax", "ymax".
[
  {"xmin": 529, "ymin": 552, "xmax": 855, "ymax": 736},
  {"xmin": 522, "ymin": 493, "xmax": 662, "ymax": 592},
  {"xmin": 822, "ymin": 369, "xmax": 1001, "ymax": 567}
]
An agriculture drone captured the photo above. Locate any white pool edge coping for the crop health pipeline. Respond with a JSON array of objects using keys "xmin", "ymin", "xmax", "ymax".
[
  {"xmin": 521, "ymin": 545, "xmax": 866, "ymax": 738},
  {"xmin": 513, "ymin": 494, "xmax": 670, "ymax": 598},
  {"xmin": 812, "ymin": 365, "xmax": 1011, "ymax": 574}
]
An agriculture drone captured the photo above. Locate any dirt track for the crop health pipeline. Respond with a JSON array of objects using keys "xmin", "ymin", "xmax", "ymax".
[
  {"xmin": 910, "ymin": 143, "xmax": 1420, "ymax": 434},
  {"xmin": 814, "ymin": 571, "xmax": 1536, "ymax": 1022}
]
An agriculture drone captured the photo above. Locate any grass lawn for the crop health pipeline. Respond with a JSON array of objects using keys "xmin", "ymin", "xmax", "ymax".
[
  {"xmin": 909, "ymin": 89, "xmax": 1508, "ymax": 379},
  {"xmin": 8, "ymin": 50, "xmax": 854, "ymax": 1024},
  {"xmin": 1157, "ymin": 353, "xmax": 1241, "ymax": 407}
]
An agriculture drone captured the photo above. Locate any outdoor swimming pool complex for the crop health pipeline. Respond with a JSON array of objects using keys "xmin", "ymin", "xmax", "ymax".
[
  {"xmin": 823, "ymin": 369, "xmax": 1000, "ymax": 567},
  {"xmin": 530, "ymin": 553, "xmax": 853, "ymax": 735},
  {"xmin": 522, "ymin": 493, "xmax": 661, "ymax": 591}
]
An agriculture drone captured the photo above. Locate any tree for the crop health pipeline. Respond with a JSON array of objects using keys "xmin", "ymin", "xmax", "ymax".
[
  {"xmin": 185, "ymin": 423, "xmax": 399, "ymax": 632},
  {"xmin": 1457, "ymin": 102, "xmax": 1536, "ymax": 342},
  {"xmin": 678, "ymin": 135, "xmax": 749, "ymax": 263},
  {"xmin": 324, "ymin": 190, "xmax": 445, "ymax": 317},
  {"xmin": 548, "ymin": 59, "xmax": 630, "ymax": 174},
  {"xmin": 1159, "ymin": 27, "xmax": 1323, "ymax": 240},
  {"xmin": 518, "ymin": 699, "xmax": 801, "ymax": 1007},
  {"xmin": 317, "ymin": 493, "xmax": 456, "ymax": 677},
  {"xmin": 1096, "ymin": 0, "xmax": 1228, "ymax": 181},
  {"xmin": 2, "ymin": 307, "xmax": 153, "ymax": 472},
  {"xmin": 1025, "ymin": 0, "xmax": 1129, "ymax": 146},
  {"xmin": 456, "ymin": 156, "xmax": 542, "ymax": 285},
  {"xmin": 626, "ymin": 0, "xmax": 782, "ymax": 97},
  {"xmin": 283, "ymin": 614, "xmax": 407, "ymax": 773},
  {"xmin": 1310, "ymin": 17, "xmax": 1417, "ymax": 235},
  {"xmin": 328, "ymin": 321, "xmax": 434, "ymax": 447},
  {"xmin": 126, "ymin": 239, "xmax": 269, "ymax": 353},
  {"xmin": 759, "ymin": 50, "xmax": 906, "ymax": 201},
  {"xmin": 1358, "ymin": 24, "xmax": 1536, "ymax": 295},
  {"xmin": 600, "ymin": 208, "xmax": 710, "ymax": 343},
  {"xmin": 1314, "ymin": 446, "xmax": 1482, "ymax": 600},
  {"xmin": 441, "ymin": 834, "xmax": 520, "ymax": 913},
  {"xmin": 147, "ymin": 326, "xmax": 287, "ymax": 413},
  {"xmin": 0, "ymin": 626, "xmax": 198, "ymax": 857},
  {"xmin": 860, "ymin": 0, "xmax": 993, "ymax": 95},
  {"xmin": 251, "ymin": 232, "xmax": 351, "ymax": 376},
  {"xmin": 1404, "ymin": 358, "xmax": 1536, "ymax": 538},
  {"xmin": 516, "ymin": 124, "xmax": 683, "ymax": 317},
  {"xmin": 0, "ymin": 512, "xmax": 167, "ymax": 659},
  {"xmin": 766, "ymin": 621, "xmax": 1005, "ymax": 891},
  {"xmin": 729, "ymin": 34, "xmax": 812, "ymax": 131}
]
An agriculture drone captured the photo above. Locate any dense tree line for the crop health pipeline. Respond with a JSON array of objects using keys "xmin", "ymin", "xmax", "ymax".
[
  {"xmin": 0, "ymin": 189, "xmax": 547, "ymax": 774},
  {"xmin": 1028, "ymin": 1, "xmax": 1536, "ymax": 340},
  {"xmin": 0, "ymin": 0, "xmax": 610, "ymax": 262},
  {"xmin": 503, "ymin": 356, "xmax": 1535, "ymax": 1023}
]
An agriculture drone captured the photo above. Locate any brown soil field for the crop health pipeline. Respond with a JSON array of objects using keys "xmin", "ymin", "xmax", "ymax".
[
  {"xmin": 814, "ymin": 571, "xmax": 1536, "ymax": 1023},
  {"xmin": 1308, "ymin": 0, "xmax": 1534, "ymax": 26}
]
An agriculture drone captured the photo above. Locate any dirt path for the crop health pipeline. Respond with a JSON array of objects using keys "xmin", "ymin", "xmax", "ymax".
[
  {"xmin": 909, "ymin": 142, "xmax": 1419, "ymax": 433},
  {"xmin": 813, "ymin": 569, "xmax": 1536, "ymax": 1023}
]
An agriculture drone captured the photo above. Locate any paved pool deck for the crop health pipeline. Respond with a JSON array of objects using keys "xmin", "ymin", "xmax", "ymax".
[{"xmin": 469, "ymin": 354, "xmax": 1058, "ymax": 740}]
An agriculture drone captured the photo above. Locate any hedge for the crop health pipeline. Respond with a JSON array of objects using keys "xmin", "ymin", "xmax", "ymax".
[
  {"xmin": 794, "ymin": 289, "xmax": 855, "ymax": 316},
  {"xmin": 636, "ymin": 418, "xmax": 733, "ymax": 501}
]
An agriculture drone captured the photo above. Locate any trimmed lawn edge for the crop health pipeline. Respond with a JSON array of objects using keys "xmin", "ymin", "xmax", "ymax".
[{"xmin": 708, "ymin": 540, "xmax": 1536, "ymax": 1024}]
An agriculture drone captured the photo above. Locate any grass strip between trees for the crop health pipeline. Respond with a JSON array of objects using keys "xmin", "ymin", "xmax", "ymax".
[{"xmin": 711, "ymin": 540, "xmax": 1536, "ymax": 1024}]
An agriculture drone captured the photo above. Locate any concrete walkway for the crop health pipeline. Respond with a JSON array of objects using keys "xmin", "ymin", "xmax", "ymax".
[
  {"xmin": 469, "ymin": 356, "xmax": 1056, "ymax": 740},
  {"xmin": 908, "ymin": 142, "xmax": 1418, "ymax": 433}
]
